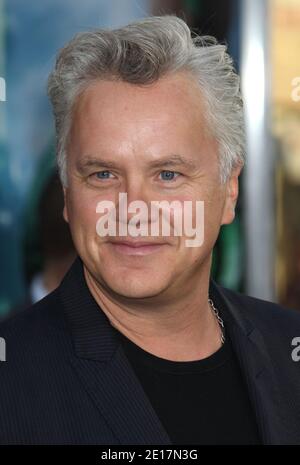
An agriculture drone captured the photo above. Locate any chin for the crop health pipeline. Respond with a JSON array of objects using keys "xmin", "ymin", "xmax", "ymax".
[
  {"xmin": 103, "ymin": 272, "xmax": 168, "ymax": 299},
  {"xmin": 116, "ymin": 288, "xmax": 163, "ymax": 299}
]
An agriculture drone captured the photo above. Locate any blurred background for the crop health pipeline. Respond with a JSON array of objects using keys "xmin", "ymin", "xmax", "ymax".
[{"xmin": 0, "ymin": 0, "xmax": 299, "ymax": 320}]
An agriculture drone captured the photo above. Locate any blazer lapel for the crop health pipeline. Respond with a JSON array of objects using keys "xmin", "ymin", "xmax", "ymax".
[
  {"xmin": 58, "ymin": 256, "xmax": 172, "ymax": 445},
  {"xmin": 210, "ymin": 280, "xmax": 291, "ymax": 445},
  {"xmin": 69, "ymin": 350, "xmax": 172, "ymax": 445}
]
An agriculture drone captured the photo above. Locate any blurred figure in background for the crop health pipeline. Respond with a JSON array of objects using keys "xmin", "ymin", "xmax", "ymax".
[
  {"xmin": 10, "ymin": 170, "xmax": 76, "ymax": 315},
  {"xmin": 35, "ymin": 171, "xmax": 76, "ymax": 299}
]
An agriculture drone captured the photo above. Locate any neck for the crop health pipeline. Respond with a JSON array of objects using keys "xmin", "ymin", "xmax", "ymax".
[{"xmin": 84, "ymin": 261, "xmax": 222, "ymax": 362}]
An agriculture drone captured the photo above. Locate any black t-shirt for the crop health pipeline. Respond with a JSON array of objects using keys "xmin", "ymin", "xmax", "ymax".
[{"xmin": 117, "ymin": 327, "xmax": 262, "ymax": 445}]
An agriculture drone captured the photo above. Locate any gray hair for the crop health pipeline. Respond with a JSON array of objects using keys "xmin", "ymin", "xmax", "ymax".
[{"xmin": 47, "ymin": 15, "xmax": 245, "ymax": 187}]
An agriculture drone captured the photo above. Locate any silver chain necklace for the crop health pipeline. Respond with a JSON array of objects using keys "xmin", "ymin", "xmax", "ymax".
[{"xmin": 208, "ymin": 297, "xmax": 225, "ymax": 345}]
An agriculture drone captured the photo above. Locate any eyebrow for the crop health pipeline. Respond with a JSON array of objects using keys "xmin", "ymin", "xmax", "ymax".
[
  {"xmin": 147, "ymin": 154, "xmax": 198, "ymax": 170},
  {"xmin": 76, "ymin": 154, "xmax": 199, "ymax": 172},
  {"xmin": 76, "ymin": 157, "xmax": 120, "ymax": 172}
]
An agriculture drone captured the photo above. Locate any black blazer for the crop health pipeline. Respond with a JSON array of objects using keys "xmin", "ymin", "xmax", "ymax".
[{"xmin": 0, "ymin": 256, "xmax": 300, "ymax": 445}]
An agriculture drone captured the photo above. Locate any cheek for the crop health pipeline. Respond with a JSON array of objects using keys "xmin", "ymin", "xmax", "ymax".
[
  {"xmin": 203, "ymin": 204, "xmax": 222, "ymax": 244},
  {"xmin": 204, "ymin": 185, "xmax": 226, "ymax": 220},
  {"xmin": 174, "ymin": 237, "xmax": 208, "ymax": 275},
  {"xmin": 161, "ymin": 189, "xmax": 221, "ymax": 245},
  {"xmin": 192, "ymin": 189, "xmax": 225, "ymax": 251}
]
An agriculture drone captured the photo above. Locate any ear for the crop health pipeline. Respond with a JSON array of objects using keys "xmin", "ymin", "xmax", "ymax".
[
  {"xmin": 221, "ymin": 164, "xmax": 243, "ymax": 226},
  {"xmin": 62, "ymin": 186, "xmax": 69, "ymax": 223}
]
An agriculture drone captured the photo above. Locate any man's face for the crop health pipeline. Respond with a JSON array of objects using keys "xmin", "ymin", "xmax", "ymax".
[{"xmin": 63, "ymin": 73, "xmax": 240, "ymax": 299}]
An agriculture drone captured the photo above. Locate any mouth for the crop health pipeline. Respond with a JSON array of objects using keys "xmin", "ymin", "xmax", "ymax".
[{"xmin": 107, "ymin": 240, "xmax": 168, "ymax": 256}]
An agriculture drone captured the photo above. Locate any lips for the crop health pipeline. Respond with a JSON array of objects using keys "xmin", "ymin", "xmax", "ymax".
[
  {"xmin": 107, "ymin": 239, "xmax": 167, "ymax": 256},
  {"xmin": 109, "ymin": 240, "xmax": 166, "ymax": 248}
]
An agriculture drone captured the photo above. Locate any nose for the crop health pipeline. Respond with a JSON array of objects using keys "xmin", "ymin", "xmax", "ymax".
[
  {"xmin": 125, "ymin": 176, "xmax": 149, "ymax": 206},
  {"xmin": 116, "ymin": 175, "xmax": 152, "ymax": 228}
]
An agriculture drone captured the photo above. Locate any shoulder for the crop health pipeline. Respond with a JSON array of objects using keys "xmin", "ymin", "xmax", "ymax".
[
  {"xmin": 0, "ymin": 288, "xmax": 70, "ymax": 362},
  {"xmin": 0, "ymin": 288, "xmax": 81, "ymax": 441},
  {"xmin": 215, "ymin": 284, "xmax": 300, "ymax": 382},
  {"xmin": 215, "ymin": 282, "xmax": 300, "ymax": 335}
]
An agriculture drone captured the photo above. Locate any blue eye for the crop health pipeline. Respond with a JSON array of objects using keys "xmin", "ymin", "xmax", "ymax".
[
  {"xmin": 95, "ymin": 171, "xmax": 113, "ymax": 179},
  {"xmin": 159, "ymin": 170, "xmax": 180, "ymax": 181}
]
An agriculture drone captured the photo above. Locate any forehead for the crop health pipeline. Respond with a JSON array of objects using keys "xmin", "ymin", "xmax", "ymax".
[
  {"xmin": 72, "ymin": 72, "xmax": 207, "ymax": 131},
  {"xmin": 68, "ymin": 73, "xmax": 216, "ymax": 167}
]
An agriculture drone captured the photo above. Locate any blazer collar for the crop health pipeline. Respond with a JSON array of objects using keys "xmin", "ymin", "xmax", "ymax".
[
  {"xmin": 58, "ymin": 256, "xmax": 288, "ymax": 444},
  {"xmin": 59, "ymin": 255, "xmax": 119, "ymax": 362}
]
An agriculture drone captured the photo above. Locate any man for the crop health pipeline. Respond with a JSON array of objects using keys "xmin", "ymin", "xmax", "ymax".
[{"xmin": 0, "ymin": 15, "xmax": 299, "ymax": 445}]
